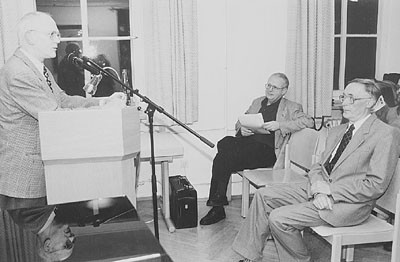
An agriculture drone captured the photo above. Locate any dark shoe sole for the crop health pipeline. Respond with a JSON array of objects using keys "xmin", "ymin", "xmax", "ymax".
[{"xmin": 199, "ymin": 214, "xmax": 226, "ymax": 225}]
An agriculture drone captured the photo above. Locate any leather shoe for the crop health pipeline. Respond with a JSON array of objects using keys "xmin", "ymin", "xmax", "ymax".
[{"xmin": 199, "ymin": 207, "xmax": 226, "ymax": 225}]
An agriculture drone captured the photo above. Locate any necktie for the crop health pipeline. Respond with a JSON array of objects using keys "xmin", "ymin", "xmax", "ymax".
[
  {"xmin": 43, "ymin": 66, "xmax": 53, "ymax": 93},
  {"xmin": 324, "ymin": 124, "xmax": 355, "ymax": 175}
]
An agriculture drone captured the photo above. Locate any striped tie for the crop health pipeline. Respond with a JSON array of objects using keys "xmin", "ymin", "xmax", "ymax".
[
  {"xmin": 43, "ymin": 66, "xmax": 53, "ymax": 93},
  {"xmin": 324, "ymin": 124, "xmax": 355, "ymax": 175}
]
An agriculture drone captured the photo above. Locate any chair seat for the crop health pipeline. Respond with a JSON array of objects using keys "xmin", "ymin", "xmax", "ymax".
[
  {"xmin": 312, "ymin": 215, "xmax": 393, "ymax": 237},
  {"xmin": 243, "ymin": 168, "xmax": 308, "ymax": 189}
]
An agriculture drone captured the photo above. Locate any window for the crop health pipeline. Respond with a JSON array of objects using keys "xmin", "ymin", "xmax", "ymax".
[
  {"xmin": 36, "ymin": 0, "xmax": 137, "ymax": 97},
  {"xmin": 334, "ymin": 0, "xmax": 379, "ymax": 92}
]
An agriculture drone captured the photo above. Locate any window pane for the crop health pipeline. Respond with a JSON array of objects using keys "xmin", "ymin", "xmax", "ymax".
[
  {"xmin": 345, "ymin": 37, "xmax": 376, "ymax": 85},
  {"xmin": 333, "ymin": 38, "xmax": 341, "ymax": 90},
  {"xmin": 347, "ymin": 0, "xmax": 378, "ymax": 34},
  {"xmin": 36, "ymin": 0, "xmax": 82, "ymax": 38},
  {"xmin": 85, "ymin": 40, "xmax": 131, "ymax": 96},
  {"xmin": 88, "ymin": 0, "xmax": 130, "ymax": 37},
  {"xmin": 334, "ymin": 0, "xmax": 342, "ymax": 34}
]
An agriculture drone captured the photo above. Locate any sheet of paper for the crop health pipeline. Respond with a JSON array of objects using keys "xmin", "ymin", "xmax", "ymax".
[{"xmin": 238, "ymin": 113, "xmax": 270, "ymax": 134}]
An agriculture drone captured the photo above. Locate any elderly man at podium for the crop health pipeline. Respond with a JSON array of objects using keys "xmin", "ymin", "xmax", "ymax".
[{"xmin": 0, "ymin": 11, "xmax": 126, "ymax": 210}]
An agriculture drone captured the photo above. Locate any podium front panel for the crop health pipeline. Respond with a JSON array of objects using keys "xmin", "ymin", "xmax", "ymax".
[
  {"xmin": 39, "ymin": 107, "xmax": 140, "ymax": 206},
  {"xmin": 39, "ymin": 107, "xmax": 140, "ymax": 160}
]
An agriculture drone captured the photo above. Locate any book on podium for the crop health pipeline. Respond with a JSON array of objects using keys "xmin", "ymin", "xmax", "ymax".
[{"xmin": 38, "ymin": 106, "xmax": 140, "ymax": 207}]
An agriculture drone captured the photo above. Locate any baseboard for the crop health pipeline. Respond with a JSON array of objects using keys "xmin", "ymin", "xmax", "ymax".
[{"xmin": 136, "ymin": 194, "xmax": 248, "ymax": 203}]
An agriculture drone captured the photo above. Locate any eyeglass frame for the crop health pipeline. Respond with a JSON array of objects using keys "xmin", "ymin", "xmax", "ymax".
[
  {"xmin": 264, "ymin": 83, "xmax": 286, "ymax": 91},
  {"xmin": 29, "ymin": 30, "xmax": 61, "ymax": 41},
  {"xmin": 339, "ymin": 94, "xmax": 372, "ymax": 104}
]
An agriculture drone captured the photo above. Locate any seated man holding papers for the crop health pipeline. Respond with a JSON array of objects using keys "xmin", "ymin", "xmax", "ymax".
[{"xmin": 200, "ymin": 72, "xmax": 314, "ymax": 225}]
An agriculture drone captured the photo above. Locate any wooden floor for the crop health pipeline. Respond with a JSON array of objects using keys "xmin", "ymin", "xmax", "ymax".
[{"xmin": 136, "ymin": 197, "xmax": 391, "ymax": 262}]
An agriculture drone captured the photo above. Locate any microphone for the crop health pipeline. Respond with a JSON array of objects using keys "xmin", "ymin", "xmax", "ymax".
[{"xmin": 67, "ymin": 53, "xmax": 100, "ymax": 75}]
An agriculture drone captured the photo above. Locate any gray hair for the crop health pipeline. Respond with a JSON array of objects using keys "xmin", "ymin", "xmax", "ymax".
[
  {"xmin": 270, "ymin": 72, "xmax": 289, "ymax": 89},
  {"xmin": 17, "ymin": 11, "xmax": 53, "ymax": 44},
  {"xmin": 348, "ymin": 78, "xmax": 381, "ymax": 102}
]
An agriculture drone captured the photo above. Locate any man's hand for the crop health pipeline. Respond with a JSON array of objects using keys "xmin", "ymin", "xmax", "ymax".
[
  {"xmin": 99, "ymin": 92, "xmax": 127, "ymax": 108},
  {"xmin": 313, "ymin": 193, "xmax": 333, "ymax": 210},
  {"xmin": 311, "ymin": 180, "xmax": 331, "ymax": 196},
  {"xmin": 262, "ymin": 121, "xmax": 280, "ymax": 131},
  {"xmin": 241, "ymin": 126, "xmax": 254, "ymax": 136}
]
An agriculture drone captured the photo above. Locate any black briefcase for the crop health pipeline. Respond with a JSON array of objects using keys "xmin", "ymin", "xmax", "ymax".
[{"xmin": 169, "ymin": 175, "xmax": 198, "ymax": 229}]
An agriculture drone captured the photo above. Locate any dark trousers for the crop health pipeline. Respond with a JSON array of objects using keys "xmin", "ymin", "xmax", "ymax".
[{"xmin": 207, "ymin": 136, "xmax": 276, "ymax": 206}]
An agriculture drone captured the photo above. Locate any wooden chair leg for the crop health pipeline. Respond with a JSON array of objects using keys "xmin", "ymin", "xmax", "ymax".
[
  {"xmin": 331, "ymin": 235, "xmax": 343, "ymax": 262},
  {"xmin": 226, "ymin": 176, "xmax": 232, "ymax": 202},
  {"xmin": 345, "ymin": 245, "xmax": 354, "ymax": 262},
  {"xmin": 241, "ymin": 176, "xmax": 250, "ymax": 218}
]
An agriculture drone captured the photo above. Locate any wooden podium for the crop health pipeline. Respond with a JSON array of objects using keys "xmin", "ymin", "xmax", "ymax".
[{"xmin": 38, "ymin": 107, "xmax": 140, "ymax": 206}]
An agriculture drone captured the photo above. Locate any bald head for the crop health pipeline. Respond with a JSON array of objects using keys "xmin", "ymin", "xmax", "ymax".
[
  {"xmin": 16, "ymin": 11, "xmax": 60, "ymax": 61},
  {"xmin": 17, "ymin": 12, "xmax": 55, "ymax": 45}
]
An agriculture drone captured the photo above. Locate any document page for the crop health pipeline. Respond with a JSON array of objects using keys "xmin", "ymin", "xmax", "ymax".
[{"xmin": 238, "ymin": 113, "xmax": 270, "ymax": 134}]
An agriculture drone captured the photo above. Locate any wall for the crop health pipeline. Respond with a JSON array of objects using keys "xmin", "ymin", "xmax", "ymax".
[
  {"xmin": 136, "ymin": 0, "xmax": 288, "ymax": 199},
  {"xmin": 0, "ymin": 0, "xmax": 36, "ymax": 63}
]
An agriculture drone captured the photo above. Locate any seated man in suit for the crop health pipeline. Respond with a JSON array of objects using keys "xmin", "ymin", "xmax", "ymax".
[
  {"xmin": 232, "ymin": 78, "xmax": 400, "ymax": 262},
  {"xmin": 200, "ymin": 73, "xmax": 314, "ymax": 225}
]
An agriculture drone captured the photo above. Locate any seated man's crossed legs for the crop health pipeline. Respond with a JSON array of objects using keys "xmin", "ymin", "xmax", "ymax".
[
  {"xmin": 200, "ymin": 136, "xmax": 276, "ymax": 225},
  {"xmin": 232, "ymin": 183, "xmax": 329, "ymax": 262}
]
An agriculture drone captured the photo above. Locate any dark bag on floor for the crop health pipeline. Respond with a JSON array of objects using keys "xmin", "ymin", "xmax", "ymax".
[{"xmin": 169, "ymin": 175, "xmax": 198, "ymax": 229}]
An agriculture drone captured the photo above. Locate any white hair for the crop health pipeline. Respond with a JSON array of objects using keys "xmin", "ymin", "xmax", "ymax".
[{"xmin": 17, "ymin": 11, "xmax": 53, "ymax": 45}]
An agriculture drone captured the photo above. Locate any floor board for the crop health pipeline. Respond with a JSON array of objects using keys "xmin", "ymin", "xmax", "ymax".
[{"xmin": 136, "ymin": 197, "xmax": 391, "ymax": 262}]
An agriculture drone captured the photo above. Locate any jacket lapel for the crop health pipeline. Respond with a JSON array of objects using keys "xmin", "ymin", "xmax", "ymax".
[
  {"xmin": 14, "ymin": 49, "xmax": 51, "ymax": 94},
  {"xmin": 331, "ymin": 115, "xmax": 376, "ymax": 174},
  {"xmin": 320, "ymin": 124, "xmax": 347, "ymax": 165},
  {"xmin": 276, "ymin": 98, "xmax": 287, "ymax": 122},
  {"xmin": 275, "ymin": 98, "xmax": 287, "ymax": 145}
]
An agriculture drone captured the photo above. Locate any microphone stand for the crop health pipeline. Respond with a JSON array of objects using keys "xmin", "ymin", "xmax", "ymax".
[{"xmin": 84, "ymin": 57, "xmax": 215, "ymax": 240}]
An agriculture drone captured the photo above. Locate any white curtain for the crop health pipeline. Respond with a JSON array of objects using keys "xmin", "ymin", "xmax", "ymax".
[
  {"xmin": 376, "ymin": 0, "xmax": 400, "ymax": 79},
  {"xmin": 0, "ymin": 0, "xmax": 35, "ymax": 66},
  {"xmin": 285, "ymin": 0, "xmax": 334, "ymax": 119},
  {"xmin": 143, "ymin": 0, "xmax": 199, "ymax": 126}
]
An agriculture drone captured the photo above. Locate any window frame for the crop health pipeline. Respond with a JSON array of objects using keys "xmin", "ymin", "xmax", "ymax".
[
  {"xmin": 333, "ymin": 0, "xmax": 378, "ymax": 98},
  {"xmin": 36, "ymin": 0, "xmax": 140, "ymax": 87}
]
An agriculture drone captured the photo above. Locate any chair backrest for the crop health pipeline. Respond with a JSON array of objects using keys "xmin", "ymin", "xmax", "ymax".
[
  {"xmin": 376, "ymin": 159, "xmax": 400, "ymax": 214},
  {"xmin": 286, "ymin": 128, "xmax": 320, "ymax": 172}
]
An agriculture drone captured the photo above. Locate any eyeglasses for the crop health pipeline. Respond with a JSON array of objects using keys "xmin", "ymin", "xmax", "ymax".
[
  {"xmin": 265, "ymin": 83, "xmax": 286, "ymax": 91},
  {"xmin": 339, "ymin": 94, "xmax": 371, "ymax": 104},
  {"xmin": 30, "ymin": 30, "xmax": 61, "ymax": 41}
]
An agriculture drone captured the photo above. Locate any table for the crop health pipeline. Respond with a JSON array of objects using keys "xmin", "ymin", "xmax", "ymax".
[
  {"xmin": 66, "ymin": 196, "xmax": 172, "ymax": 261},
  {"xmin": 140, "ymin": 132, "xmax": 184, "ymax": 232},
  {"xmin": 0, "ymin": 197, "xmax": 172, "ymax": 262},
  {"xmin": 70, "ymin": 220, "xmax": 172, "ymax": 262}
]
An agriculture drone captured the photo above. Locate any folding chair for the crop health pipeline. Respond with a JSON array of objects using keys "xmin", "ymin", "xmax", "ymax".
[{"xmin": 311, "ymin": 159, "xmax": 400, "ymax": 262}]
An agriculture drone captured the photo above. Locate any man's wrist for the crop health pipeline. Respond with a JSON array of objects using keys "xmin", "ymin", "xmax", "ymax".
[
  {"xmin": 313, "ymin": 192, "xmax": 321, "ymax": 198},
  {"xmin": 99, "ymin": 97, "xmax": 107, "ymax": 106}
]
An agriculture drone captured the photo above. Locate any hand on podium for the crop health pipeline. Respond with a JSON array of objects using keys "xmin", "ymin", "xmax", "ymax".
[{"xmin": 99, "ymin": 92, "xmax": 127, "ymax": 108}]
